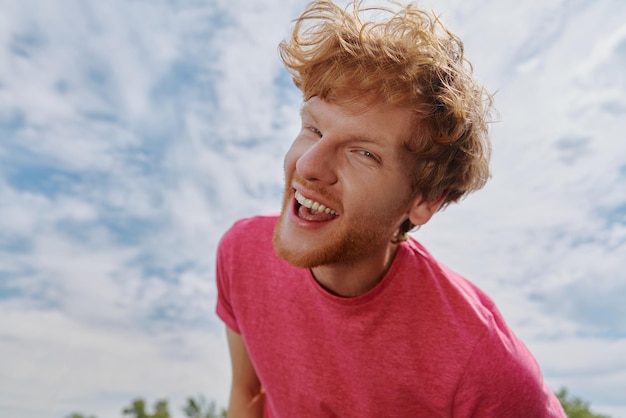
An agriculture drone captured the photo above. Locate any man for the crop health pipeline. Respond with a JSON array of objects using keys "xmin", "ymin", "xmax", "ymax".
[{"xmin": 216, "ymin": 0, "xmax": 566, "ymax": 416}]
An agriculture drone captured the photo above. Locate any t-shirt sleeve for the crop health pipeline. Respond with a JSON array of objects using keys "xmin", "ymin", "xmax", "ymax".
[
  {"xmin": 452, "ymin": 309, "xmax": 566, "ymax": 417},
  {"xmin": 215, "ymin": 226, "xmax": 241, "ymax": 334}
]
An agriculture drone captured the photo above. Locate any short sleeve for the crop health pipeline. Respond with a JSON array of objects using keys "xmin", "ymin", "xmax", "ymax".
[
  {"xmin": 215, "ymin": 226, "xmax": 241, "ymax": 334},
  {"xmin": 452, "ymin": 309, "xmax": 565, "ymax": 417}
]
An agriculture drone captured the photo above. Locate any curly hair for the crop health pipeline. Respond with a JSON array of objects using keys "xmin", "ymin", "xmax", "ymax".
[{"xmin": 279, "ymin": 0, "xmax": 494, "ymax": 238}]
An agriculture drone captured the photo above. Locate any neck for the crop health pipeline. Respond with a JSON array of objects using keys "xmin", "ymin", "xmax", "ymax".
[{"xmin": 311, "ymin": 243, "xmax": 400, "ymax": 298}]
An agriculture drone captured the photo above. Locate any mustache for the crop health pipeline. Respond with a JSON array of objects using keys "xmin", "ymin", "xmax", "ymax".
[{"xmin": 287, "ymin": 173, "xmax": 344, "ymax": 213}]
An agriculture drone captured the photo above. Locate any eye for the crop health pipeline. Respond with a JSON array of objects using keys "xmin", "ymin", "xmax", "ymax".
[
  {"xmin": 308, "ymin": 126, "xmax": 322, "ymax": 137},
  {"xmin": 357, "ymin": 149, "xmax": 378, "ymax": 161}
]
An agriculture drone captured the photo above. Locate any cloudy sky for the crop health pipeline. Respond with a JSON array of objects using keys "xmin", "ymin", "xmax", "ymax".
[{"xmin": 1, "ymin": 0, "xmax": 625, "ymax": 417}]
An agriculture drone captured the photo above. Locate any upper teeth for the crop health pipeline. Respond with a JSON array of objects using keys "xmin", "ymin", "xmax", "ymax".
[{"xmin": 295, "ymin": 190, "xmax": 338, "ymax": 216}]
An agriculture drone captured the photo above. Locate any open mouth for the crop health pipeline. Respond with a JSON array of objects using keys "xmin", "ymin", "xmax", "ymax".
[{"xmin": 294, "ymin": 190, "xmax": 339, "ymax": 221}]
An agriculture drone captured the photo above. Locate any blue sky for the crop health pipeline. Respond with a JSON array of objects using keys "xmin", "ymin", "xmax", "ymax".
[{"xmin": 1, "ymin": 0, "xmax": 625, "ymax": 417}]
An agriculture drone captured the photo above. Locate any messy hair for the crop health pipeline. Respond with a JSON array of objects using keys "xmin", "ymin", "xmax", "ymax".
[{"xmin": 279, "ymin": 0, "xmax": 494, "ymax": 238}]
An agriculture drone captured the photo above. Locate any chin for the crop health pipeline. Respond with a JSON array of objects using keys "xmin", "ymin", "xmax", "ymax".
[{"xmin": 272, "ymin": 215, "xmax": 324, "ymax": 268}]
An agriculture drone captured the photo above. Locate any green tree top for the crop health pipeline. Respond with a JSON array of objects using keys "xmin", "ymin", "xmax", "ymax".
[
  {"xmin": 556, "ymin": 387, "xmax": 611, "ymax": 418},
  {"xmin": 122, "ymin": 398, "xmax": 170, "ymax": 418},
  {"xmin": 182, "ymin": 396, "xmax": 227, "ymax": 418}
]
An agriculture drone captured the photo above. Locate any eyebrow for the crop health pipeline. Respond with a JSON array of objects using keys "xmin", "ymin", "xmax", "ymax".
[
  {"xmin": 301, "ymin": 104, "xmax": 381, "ymax": 142},
  {"xmin": 299, "ymin": 104, "xmax": 318, "ymax": 124},
  {"xmin": 299, "ymin": 102, "xmax": 401, "ymax": 155}
]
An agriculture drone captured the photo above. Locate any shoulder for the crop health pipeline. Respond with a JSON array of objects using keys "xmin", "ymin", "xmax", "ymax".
[
  {"xmin": 216, "ymin": 214, "xmax": 281, "ymax": 277},
  {"xmin": 220, "ymin": 214, "xmax": 279, "ymax": 243},
  {"xmin": 453, "ymin": 324, "xmax": 564, "ymax": 416},
  {"xmin": 216, "ymin": 214, "xmax": 299, "ymax": 278},
  {"xmin": 399, "ymin": 239, "xmax": 565, "ymax": 416},
  {"xmin": 400, "ymin": 236, "xmax": 499, "ymax": 325},
  {"xmin": 218, "ymin": 214, "xmax": 278, "ymax": 253},
  {"xmin": 400, "ymin": 237, "xmax": 546, "ymax": 369}
]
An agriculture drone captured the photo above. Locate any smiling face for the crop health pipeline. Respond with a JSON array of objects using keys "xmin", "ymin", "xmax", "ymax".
[{"xmin": 272, "ymin": 95, "xmax": 424, "ymax": 269}]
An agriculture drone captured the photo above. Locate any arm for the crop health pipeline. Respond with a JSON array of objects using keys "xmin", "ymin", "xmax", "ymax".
[{"xmin": 226, "ymin": 326, "xmax": 265, "ymax": 418}]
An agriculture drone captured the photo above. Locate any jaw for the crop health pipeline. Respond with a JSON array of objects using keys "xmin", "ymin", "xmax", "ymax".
[
  {"xmin": 274, "ymin": 199, "xmax": 402, "ymax": 295},
  {"xmin": 272, "ymin": 193, "xmax": 341, "ymax": 268},
  {"xmin": 273, "ymin": 183, "xmax": 401, "ymax": 270}
]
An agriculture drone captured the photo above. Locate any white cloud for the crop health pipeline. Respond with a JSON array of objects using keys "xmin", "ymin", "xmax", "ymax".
[
  {"xmin": 1, "ymin": 0, "xmax": 625, "ymax": 417},
  {"xmin": 0, "ymin": 306, "xmax": 229, "ymax": 418}
]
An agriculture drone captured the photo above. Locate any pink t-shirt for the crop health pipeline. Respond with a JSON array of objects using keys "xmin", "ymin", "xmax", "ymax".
[{"xmin": 216, "ymin": 215, "xmax": 565, "ymax": 417}]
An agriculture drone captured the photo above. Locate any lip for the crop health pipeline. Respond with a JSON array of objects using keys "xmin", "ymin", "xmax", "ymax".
[
  {"xmin": 293, "ymin": 185, "xmax": 339, "ymax": 213},
  {"xmin": 288, "ymin": 185, "xmax": 339, "ymax": 227}
]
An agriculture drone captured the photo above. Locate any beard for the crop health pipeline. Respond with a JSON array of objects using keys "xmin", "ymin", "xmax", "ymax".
[
  {"xmin": 273, "ymin": 211, "xmax": 385, "ymax": 268},
  {"xmin": 272, "ymin": 176, "xmax": 408, "ymax": 269}
]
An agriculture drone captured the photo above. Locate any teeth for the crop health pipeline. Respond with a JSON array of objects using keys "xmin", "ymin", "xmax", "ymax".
[{"xmin": 295, "ymin": 190, "xmax": 338, "ymax": 216}]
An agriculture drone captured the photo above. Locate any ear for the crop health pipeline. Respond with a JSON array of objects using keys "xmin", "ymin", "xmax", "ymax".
[{"xmin": 406, "ymin": 191, "xmax": 448, "ymax": 227}]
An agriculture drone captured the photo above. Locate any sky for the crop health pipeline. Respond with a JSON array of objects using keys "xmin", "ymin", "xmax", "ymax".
[{"xmin": 0, "ymin": 0, "xmax": 625, "ymax": 417}]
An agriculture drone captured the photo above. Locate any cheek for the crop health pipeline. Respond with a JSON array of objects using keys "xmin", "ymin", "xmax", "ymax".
[{"xmin": 354, "ymin": 176, "xmax": 412, "ymax": 215}]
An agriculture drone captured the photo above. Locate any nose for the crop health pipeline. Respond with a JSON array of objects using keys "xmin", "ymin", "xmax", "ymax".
[{"xmin": 294, "ymin": 137, "xmax": 338, "ymax": 185}]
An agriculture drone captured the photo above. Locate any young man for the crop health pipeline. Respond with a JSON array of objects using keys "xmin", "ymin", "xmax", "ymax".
[{"xmin": 216, "ymin": 1, "xmax": 566, "ymax": 416}]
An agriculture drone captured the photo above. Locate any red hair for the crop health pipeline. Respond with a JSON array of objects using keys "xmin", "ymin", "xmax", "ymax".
[{"xmin": 280, "ymin": 0, "xmax": 494, "ymax": 237}]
